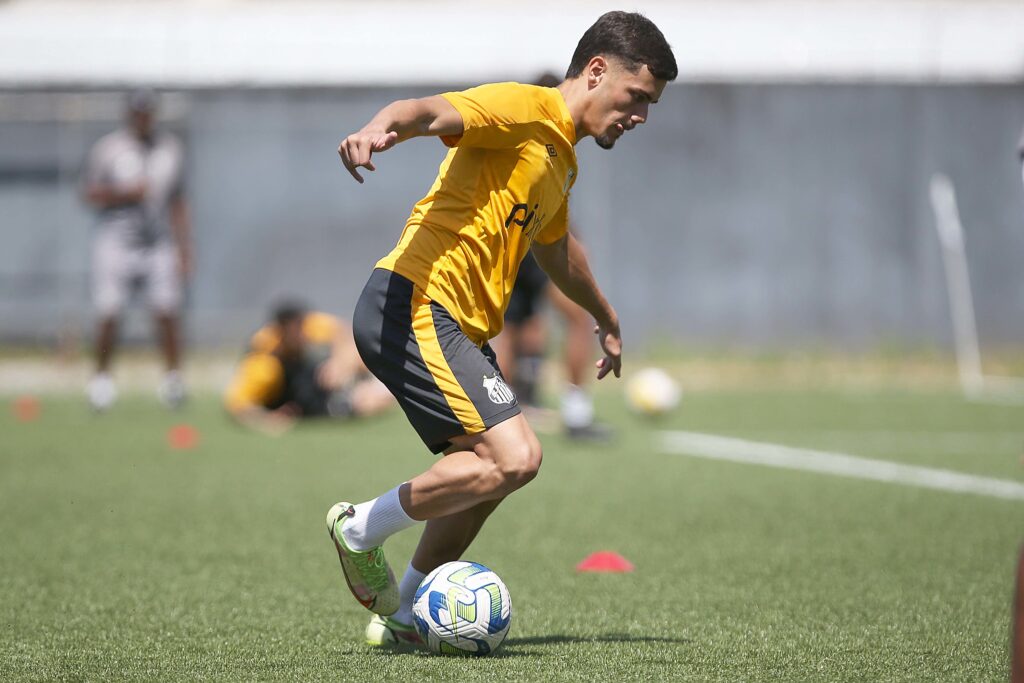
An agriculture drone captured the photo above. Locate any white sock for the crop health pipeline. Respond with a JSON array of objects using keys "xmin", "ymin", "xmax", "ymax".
[
  {"xmin": 561, "ymin": 384, "xmax": 594, "ymax": 429},
  {"xmin": 341, "ymin": 485, "xmax": 417, "ymax": 551},
  {"xmin": 392, "ymin": 562, "xmax": 428, "ymax": 626}
]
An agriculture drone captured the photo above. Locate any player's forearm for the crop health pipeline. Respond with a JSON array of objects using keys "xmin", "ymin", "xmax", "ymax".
[
  {"xmin": 553, "ymin": 270, "xmax": 617, "ymax": 330},
  {"xmin": 339, "ymin": 96, "xmax": 460, "ymax": 182},
  {"xmin": 84, "ymin": 184, "xmax": 143, "ymax": 209},
  {"xmin": 362, "ymin": 99, "xmax": 446, "ymax": 143},
  {"xmin": 544, "ymin": 239, "xmax": 617, "ymax": 330},
  {"xmin": 170, "ymin": 198, "xmax": 192, "ymax": 250},
  {"xmin": 229, "ymin": 403, "xmax": 264, "ymax": 421},
  {"xmin": 229, "ymin": 405, "xmax": 296, "ymax": 435}
]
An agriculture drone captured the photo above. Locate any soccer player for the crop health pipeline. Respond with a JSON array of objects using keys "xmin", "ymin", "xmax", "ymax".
[
  {"xmin": 82, "ymin": 89, "xmax": 192, "ymax": 411},
  {"xmin": 224, "ymin": 302, "xmax": 395, "ymax": 435},
  {"xmin": 327, "ymin": 11, "xmax": 676, "ymax": 647}
]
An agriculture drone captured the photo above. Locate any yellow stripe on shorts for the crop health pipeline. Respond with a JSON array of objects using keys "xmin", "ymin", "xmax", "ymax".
[{"xmin": 410, "ymin": 290, "xmax": 485, "ymax": 433}]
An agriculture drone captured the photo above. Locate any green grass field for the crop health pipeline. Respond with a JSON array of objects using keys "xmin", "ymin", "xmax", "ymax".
[{"xmin": 2, "ymin": 388, "xmax": 1022, "ymax": 681}]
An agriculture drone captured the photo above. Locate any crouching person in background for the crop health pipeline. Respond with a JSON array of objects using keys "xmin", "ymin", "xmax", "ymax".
[{"xmin": 224, "ymin": 301, "xmax": 395, "ymax": 435}]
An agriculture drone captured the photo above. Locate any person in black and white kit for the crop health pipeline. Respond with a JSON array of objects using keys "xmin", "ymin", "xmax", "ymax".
[{"xmin": 82, "ymin": 89, "xmax": 192, "ymax": 410}]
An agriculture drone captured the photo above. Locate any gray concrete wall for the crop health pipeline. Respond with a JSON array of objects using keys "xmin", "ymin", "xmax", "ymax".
[{"xmin": 1, "ymin": 84, "xmax": 1022, "ymax": 350}]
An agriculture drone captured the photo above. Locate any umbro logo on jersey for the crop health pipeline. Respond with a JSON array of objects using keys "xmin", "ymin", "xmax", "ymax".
[
  {"xmin": 482, "ymin": 374, "xmax": 515, "ymax": 405},
  {"xmin": 546, "ymin": 144, "xmax": 557, "ymax": 157}
]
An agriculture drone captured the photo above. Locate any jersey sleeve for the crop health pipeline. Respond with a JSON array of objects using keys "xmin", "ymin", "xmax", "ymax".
[
  {"xmin": 440, "ymin": 83, "xmax": 545, "ymax": 149},
  {"xmin": 533, "ymin": 199, "xmax": 569, "ymax": 246},
  {"xmin": 223, "ymin": 353, "xmax": 284, "ymax": 414}
]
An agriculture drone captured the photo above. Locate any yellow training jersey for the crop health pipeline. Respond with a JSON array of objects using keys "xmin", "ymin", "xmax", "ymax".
[
  {"xmin": 375, "ymin": 82, "xmax": 578, "ymax": 344},
  {"xmin": 223, "ymin": 312, "xmax": 340, "ymax": 413}
]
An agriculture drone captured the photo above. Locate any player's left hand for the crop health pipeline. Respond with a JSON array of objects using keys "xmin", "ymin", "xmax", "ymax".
[{"xmin": 595, "ymin": 321, "xmax": 622, "ymax": 380}]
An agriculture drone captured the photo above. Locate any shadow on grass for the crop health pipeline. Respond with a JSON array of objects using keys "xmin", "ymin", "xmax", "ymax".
[
  {"xmin": 506, "ymin": 633, "xmax": 691, "ymax": 647},
  {"xmin": 369, "ymin": 633, "xmax": 690, "ymax": 659},
  {"xmin": 489, "ymin": 633, "xmax": 691, "ymax": 658}
]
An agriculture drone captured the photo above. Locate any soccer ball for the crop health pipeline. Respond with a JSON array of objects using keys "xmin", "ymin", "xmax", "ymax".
[
  {"xmin": 412, "ymin": 560, "xmax": 512, "ymax": 656},
  {"xmin": 625, "ymin": 367, "xmax": 681, "ymax": 415}
]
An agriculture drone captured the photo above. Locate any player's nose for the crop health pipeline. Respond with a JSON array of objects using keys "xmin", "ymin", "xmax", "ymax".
[{"xmin": 630, "ymin": 105, "xmax": 648, "ymax": 127}]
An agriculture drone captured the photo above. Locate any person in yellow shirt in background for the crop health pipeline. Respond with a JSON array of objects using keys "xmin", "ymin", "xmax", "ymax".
[{"xmin": 224, "ymin": 301, "xmax": 395, "ymax": 435}]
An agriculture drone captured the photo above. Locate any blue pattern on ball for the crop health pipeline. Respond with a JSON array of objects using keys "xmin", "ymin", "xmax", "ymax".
[
  {"xmin": 413, "ymin": 576, "xmax": 431, "ymax": 603},
  {"xmin": 413, "ymin": 613, "xmax": 431, "ymax": 640},
  {"xmin": 487, "ymin": 603, "xmax": 510, "ymax": 634},
  {"xmin": 427, "ymin": 590, "xmax": 449, "ymax": 629}
]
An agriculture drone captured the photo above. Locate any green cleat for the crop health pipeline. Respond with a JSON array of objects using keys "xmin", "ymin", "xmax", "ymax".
[
  {"xmin": 365, "ymin": 614, "xmax": 424, "ymax": 648},
  {"xmin": 326, "ymin": 502, "xmax": 399, "ymax": 615}
]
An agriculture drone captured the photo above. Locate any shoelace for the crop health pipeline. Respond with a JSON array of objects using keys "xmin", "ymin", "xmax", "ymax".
[{"xmin": 356, "ymin": 549, "xmax": 390, "ymax": 587}]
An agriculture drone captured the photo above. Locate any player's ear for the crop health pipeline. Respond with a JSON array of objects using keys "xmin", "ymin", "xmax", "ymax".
[{"xmin": 586, "ymin": 56, "xmax": 608, "ymax": 89}]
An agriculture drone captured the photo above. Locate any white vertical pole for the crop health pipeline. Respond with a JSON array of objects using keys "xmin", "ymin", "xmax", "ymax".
[{"xmin": 928, "ymin": 173, "xmax": 983, "ymax": 398}]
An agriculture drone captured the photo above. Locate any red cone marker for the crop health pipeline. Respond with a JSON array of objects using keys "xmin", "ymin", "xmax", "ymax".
[
  {"xmin": 576, "ymin": 551, "xmax": 635, "ymax": 573},
  {"xmin": 13, "ymin": 396, "xmax": 41, "ymax": 422},
  {"xmin": 167, "ymin": 424, "xmax": 200, "ymax": 450}
]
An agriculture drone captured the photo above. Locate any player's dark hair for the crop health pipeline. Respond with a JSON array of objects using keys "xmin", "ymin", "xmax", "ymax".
[
  {"xmin": 273, "ymin": 300, "xmax": 308, "ymax": 327},
  {"xmin": 126, "ymin": 87, "xmax": 158, "ymax": 113},
  {"xmin": 566, "ymin": 11, "xmax": 677, "ymax": 82},
  {"xmin": 534, "ymin": 72, "xmax": 561, "ymax": 88}
]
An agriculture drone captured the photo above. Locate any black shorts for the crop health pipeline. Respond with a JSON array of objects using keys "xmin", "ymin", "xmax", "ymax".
[
  {"xmin": 270, "ymin": 355, "xmax": 330, "ymax": 416},
  {"xmin": 504, "ymin": 252, "xmax": 550, "ymax": 325},
  {"xmin": 353, "ymin": 268, "xmax": 521, "ymax": 454},
  {"xmin": 269, "ymin": 350, "xmax": 355, "ymax": 419}
]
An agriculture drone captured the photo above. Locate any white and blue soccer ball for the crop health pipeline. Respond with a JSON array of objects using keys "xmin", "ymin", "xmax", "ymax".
[{"xmin": 412, "ymin": 560, "xmax": 512, "ymax": 656}]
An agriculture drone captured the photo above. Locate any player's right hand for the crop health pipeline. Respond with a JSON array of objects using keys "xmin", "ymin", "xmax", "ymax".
[{"xmin": 338, "ymin": 130, "xmax": 399, "ymax": 183}]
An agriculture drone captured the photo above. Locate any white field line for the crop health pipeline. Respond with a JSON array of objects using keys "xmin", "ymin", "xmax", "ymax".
[
  {"xmin": 659, "ymin": 431, "xmax": 1024, "ymax": 501},
  {"xmin": 735, "ymin": 430, "xmax": 1023, "ymax": 455}
]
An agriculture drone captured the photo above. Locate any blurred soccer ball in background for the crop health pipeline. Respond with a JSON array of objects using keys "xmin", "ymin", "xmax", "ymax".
[
  {"xmin": 412, "ymin": 560, "xmax": 512, "ymax": 656},
  {"xmin": 626, "ymin": 367, "xmax": 681, "ymax": 415}
]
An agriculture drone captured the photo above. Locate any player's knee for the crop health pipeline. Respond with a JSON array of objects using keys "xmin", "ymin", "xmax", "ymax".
[{"xmin": 494, "ymin": 437, "xmax": 542, "ymax": 493}]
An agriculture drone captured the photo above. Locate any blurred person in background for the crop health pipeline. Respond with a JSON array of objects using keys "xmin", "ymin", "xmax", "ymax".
[
  {"xmin": 81, "ymin": 88, "xmax": 192, "ymax": 411},
  {"xmin": 491, "ymin": 73, "xmax": 613, "ymax": 443},
  {"xmin": 224, "ymin": 301, "xmax": 395, "ymax": 435}
]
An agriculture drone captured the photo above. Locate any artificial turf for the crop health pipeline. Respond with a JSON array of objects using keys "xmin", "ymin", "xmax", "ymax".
[{"xmin": 1, "ymin": 388, "xmax": 1021, "ymax": 681}]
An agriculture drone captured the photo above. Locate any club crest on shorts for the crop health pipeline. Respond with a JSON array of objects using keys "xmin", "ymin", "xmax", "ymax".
[{"xmin": 482, "ymin": 374, "xmax": 515, "ymax": 405}]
